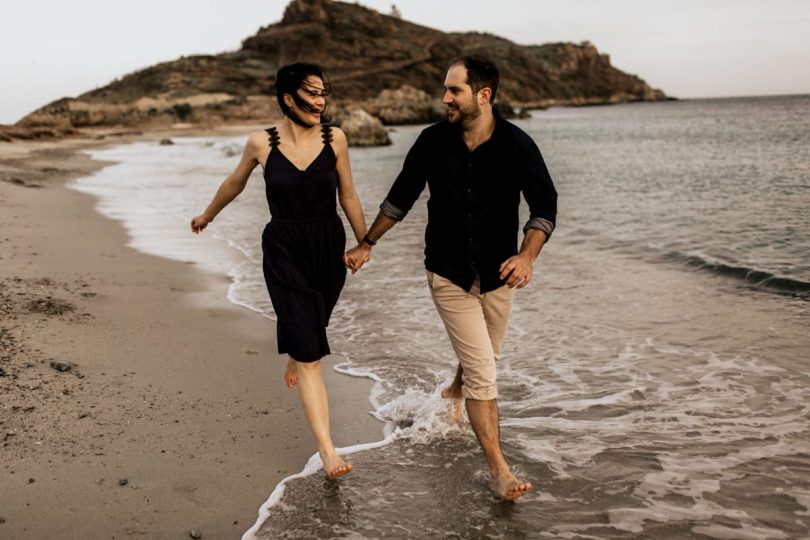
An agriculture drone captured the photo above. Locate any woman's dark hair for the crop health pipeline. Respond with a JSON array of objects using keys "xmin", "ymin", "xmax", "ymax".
[
  {"xmin": 273, "ymin": 62, "xmax": 332, "ymax": 126},
  {"xmin": 449, "ymin": 55, "xmax": 499, "ymax": 104}
]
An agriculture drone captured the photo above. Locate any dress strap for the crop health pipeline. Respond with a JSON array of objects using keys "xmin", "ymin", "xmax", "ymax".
[
  {"xmin": 320, "ymin": 124, "xmax": 333, "ymax": 145},
  {"xmin": 265, "ymin": 127, "xmax": 280, "ymax": 147}
]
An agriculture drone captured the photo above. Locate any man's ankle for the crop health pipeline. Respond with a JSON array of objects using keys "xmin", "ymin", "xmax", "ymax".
[{"xmin": 490, "ymin": 464, "xmax": 512, "ymax": 479}]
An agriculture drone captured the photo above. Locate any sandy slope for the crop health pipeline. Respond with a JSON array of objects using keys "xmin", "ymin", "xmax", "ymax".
[{"xmin": 0, "ymin": 136, "xmax": 380, "ymax": 538}]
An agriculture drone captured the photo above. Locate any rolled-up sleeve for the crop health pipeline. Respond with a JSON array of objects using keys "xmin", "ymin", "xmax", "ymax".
[
  {"xmin": 379, "ymin": 198, "xmax": 406, "ymax": 221},
  {"xmin": 380, "ymin": 132, "xmax": 429, "ymax": 221},
  {"xmin": 519, "ymin": 137, "xmax": 557, "ymax": 240}
]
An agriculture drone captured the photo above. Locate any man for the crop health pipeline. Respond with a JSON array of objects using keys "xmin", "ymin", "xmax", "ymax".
[{"xmin": 345, "ymin": 55, "xmax": 557, "ymax": 500}]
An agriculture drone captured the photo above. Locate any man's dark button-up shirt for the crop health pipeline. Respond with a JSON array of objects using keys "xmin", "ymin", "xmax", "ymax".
[{"xmin": 380, "ymin": 114, "xmax": 557, "ymax": 293}]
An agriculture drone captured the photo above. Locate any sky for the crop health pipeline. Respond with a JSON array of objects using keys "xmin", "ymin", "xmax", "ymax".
[{"xmin": 1, "ymin": 0, "xmax": 809, "ymax": 124}]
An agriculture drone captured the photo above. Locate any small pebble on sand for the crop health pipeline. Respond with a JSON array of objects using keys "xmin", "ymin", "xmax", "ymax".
[{"xmin": 49, "ymin": 360, "xmax": 73, "ymax": 373}]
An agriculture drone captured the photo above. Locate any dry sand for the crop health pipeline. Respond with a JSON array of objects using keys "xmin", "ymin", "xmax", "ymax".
[{"xmin": 0, "ymin": 133, "xmax": 381, "ymax": 538}]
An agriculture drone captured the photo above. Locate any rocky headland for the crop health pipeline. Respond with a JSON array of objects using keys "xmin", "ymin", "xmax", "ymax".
[{"xmin": 10, "ymin": 0, "xmax": 667, "ymax": 145}]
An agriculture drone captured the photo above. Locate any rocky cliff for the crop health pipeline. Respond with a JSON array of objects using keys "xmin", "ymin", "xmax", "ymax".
[{"xmin": 17, "ymin": 0, "xmax": 667, "ymax": 137}]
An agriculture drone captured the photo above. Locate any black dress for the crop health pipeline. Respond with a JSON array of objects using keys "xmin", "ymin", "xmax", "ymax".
[{"xmin": 261, "ymin": 125, "xmax": 347, "ymax": 362}]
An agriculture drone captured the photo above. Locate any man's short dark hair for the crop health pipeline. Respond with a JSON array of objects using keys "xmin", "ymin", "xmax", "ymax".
[{"xmin": 449, "ymin": 55, "xmax": 499, "ymax": 104}]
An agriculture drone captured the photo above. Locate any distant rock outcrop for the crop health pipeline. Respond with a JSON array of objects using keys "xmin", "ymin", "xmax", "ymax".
[
  {"xmin": 337, "ymin": 109, "xmax": 391, "ymax": 146},
  {"xmin": 360, "ymin": 85, "xmax": 446, "ymax": 125},
  {"xmin": 16, "ymin": 0, "xmax": 667, "ymax": 144}
]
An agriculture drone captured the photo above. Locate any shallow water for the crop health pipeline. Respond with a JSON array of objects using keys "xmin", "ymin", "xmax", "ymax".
[{"xmin": 73, "ymin": 95, "xmax": 810, "ymax": 539}]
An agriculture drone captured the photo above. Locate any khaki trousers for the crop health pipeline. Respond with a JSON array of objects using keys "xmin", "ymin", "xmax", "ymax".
[{"xmin": 427, "ymin": 271, "xmax": 514, "ymax": 401}]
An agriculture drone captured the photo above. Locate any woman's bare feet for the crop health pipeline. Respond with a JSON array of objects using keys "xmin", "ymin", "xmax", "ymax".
[
  {"xmin": 492, "ymin": 470, "xmax": 532, "ymax": 501},
  {"xmin": 320, "ymin": 451, "xmax": 353, "ymax": 479},
  {"xmin": 283, "ymin": 358, "xmax": 298, "ymax": 388}
]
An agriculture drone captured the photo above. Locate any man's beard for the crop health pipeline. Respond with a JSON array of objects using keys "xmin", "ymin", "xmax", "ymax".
[{"xmin": 448, "ymin": 100, "xmax": 481, "ymax": 125}]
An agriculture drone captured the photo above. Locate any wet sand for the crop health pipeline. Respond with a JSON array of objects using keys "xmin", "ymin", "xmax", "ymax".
[{"xmin": 0, "ymin": 134, "xmax": 380, "ymax": 538}]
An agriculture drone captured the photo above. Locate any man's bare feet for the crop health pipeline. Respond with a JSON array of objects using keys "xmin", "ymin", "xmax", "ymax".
[
  {"xmin": 283, "ymin": 359, "xmax": 298, "ymax": 388},
  {"xmin": 440, "ymin": 383, "xmax": 462, "ymax": 400},
  {"xmin": 320, "ymin": 451, "xmax": 353, "ymax": 480},
  {"xmin": 492, "ymin": 470, "xmax": 532, "ymax": 501},
  {"xmin": 441, "ymin": 383, "xmax": 464, "ymax": 424}
]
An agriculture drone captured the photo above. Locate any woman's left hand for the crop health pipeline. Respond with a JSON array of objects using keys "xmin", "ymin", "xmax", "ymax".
[{"xmin": 343, "ymin": 244, "xmax": 371, "ymax": 274}]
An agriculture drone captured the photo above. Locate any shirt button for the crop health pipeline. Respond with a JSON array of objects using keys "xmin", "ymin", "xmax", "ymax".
[
  {"xmin": 466, "ymin": 188, "xmax": 471, "ymax": 193},
  {"xmin": 467, "ymin": 213, "xmax": 472, "ymax": 218},
  {"xmin": 468, "ymin": 162, "xmax": 472, "ymax": 168}
]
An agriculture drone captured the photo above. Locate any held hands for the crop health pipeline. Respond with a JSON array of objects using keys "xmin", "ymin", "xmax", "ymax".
[
  {"xmin": 190, "ymin": 215, "xmax": 211, "ymax": 234},
  {"xmin": 343, "ymin": 243, "xmax": 371, "ymax": 274},
  {"xmin": 499, "ymin": 253, "xmax": 535, "ymax": 289}
]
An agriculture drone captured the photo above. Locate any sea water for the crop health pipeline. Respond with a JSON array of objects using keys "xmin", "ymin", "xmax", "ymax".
[{"xmin": 72, "ymin": 95, "xmax": 810, "ymax": 539}]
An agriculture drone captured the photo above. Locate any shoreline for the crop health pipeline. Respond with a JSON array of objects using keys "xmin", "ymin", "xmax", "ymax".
[{"xmin": 0, "ymin": 133, "xmax": 382, "ymax": 538}]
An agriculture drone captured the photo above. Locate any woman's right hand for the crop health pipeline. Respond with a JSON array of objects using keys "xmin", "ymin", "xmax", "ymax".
[{"xmin": 190, "ymin": 214, "xmax": 211, "ymax": 234}]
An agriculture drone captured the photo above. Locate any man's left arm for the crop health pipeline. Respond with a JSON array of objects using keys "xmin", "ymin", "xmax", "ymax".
[
  {"xmin": 499, "ymin": 228, "xmax": 547, "ymax": 288},
  {"xmin": 499, "ymin": 137, "xmax": 558, "ymax": 289}
]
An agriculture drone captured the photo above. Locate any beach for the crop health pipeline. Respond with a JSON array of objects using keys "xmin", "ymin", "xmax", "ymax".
[
  {"xmin": 2, "ymin": 96, "xmax": 808, "ymax": 539},
  {"xmin": 0, "ymin": 134, "xmax": 381, "ymax": 538}
]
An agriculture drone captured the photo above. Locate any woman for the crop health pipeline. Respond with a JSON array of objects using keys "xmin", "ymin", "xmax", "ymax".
[{"xmin": 191, "ymin": 62, "xmax": 369, "ymax": 479}]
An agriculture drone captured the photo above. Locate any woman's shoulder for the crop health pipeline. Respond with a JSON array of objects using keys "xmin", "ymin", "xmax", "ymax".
[
  {"xmin": 326, "ymin": 125, "xmax": 348, "ymax": 150},
  {"xmin": 327, "ymin": 124, "xmax": 345, "ymax": 137},
  {"xmin": 251, "ymin": 126, "xmax": 280, "ymax": 138},
  {"xmin": 247, "ymin": 127, "xmax": 279, "ymax": 147}
]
